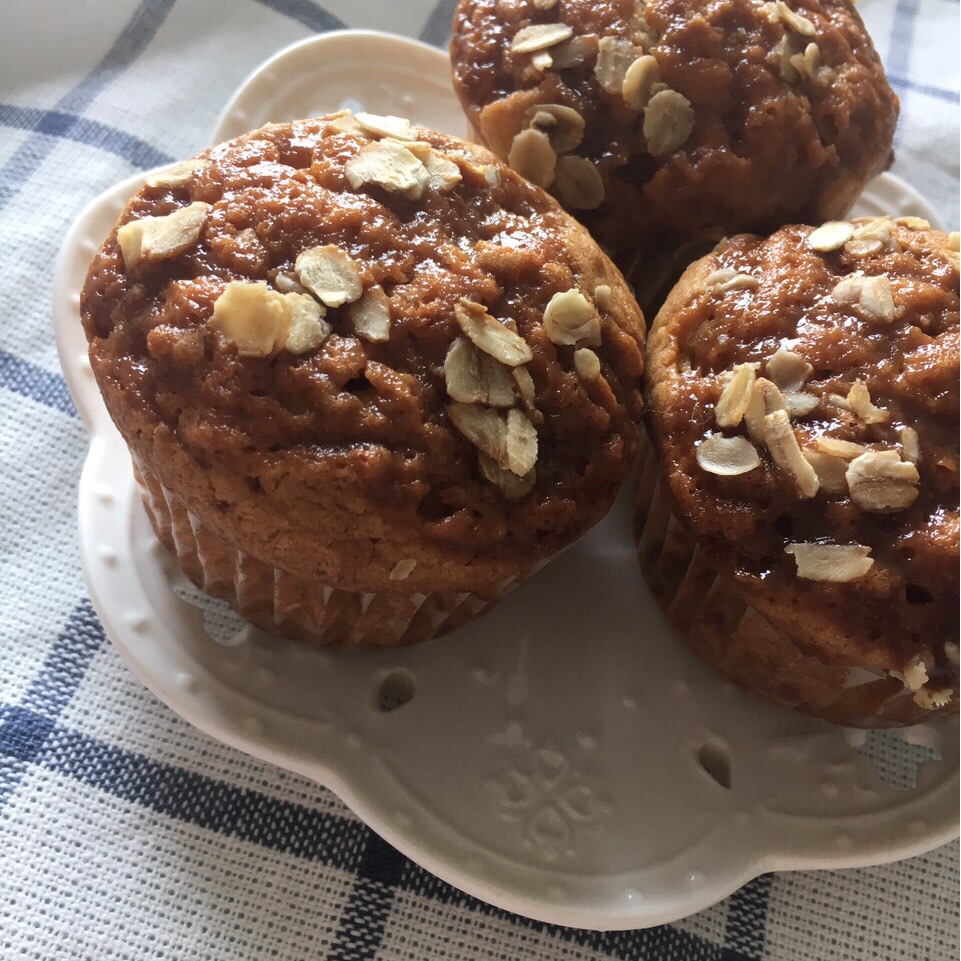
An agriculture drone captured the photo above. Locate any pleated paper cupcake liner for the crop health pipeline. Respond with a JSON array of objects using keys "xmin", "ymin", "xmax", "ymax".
[
  {"xmin": 136, "ymin": 462, "xmax": 539, "ymax": 650},
  {"xmin": 634, "ymin": 432, "xmax": 950, "ymax": 728}
]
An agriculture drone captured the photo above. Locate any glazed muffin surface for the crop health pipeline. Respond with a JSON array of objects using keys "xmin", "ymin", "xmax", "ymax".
[
  {"xmin": 451, "ymin": 0, "xmax": 899, "ymax": 253},
  {"xmin": 81, "ymin": 115, "xmax": 645, "ymax": 594},
  {"xmin": 643, "ymin": 220, "xmax": 959, "ymax": 712}
]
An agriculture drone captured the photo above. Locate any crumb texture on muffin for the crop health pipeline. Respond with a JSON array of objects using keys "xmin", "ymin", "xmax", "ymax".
[
  {"xmin": 81, "ymin": 114, "xmax": 645, "ymax": 592},
  {"xmin": 643, "ymin": 220, "xmax": 959, "ymax": 706},
  {"xmin": 451, "ymin": 0, "xmax": 899, "ymax": 251}
]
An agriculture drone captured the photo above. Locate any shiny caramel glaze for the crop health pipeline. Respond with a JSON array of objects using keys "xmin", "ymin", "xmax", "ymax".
[
  {"xmin": 81, "ymin": 117, "xmax": 645, "ymax": 593},
  {"xmin": 644, "ymin": 222, "xmax": 958, "ymax": 691},
  {"xmin": 451, "ymin": 0, "xmax": 898, "ymax": 255}
]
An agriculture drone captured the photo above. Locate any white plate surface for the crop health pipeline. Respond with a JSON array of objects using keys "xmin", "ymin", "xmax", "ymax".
[{"xmin": 54, "ymin": 30, "xmax": 957, "ymax": 931}]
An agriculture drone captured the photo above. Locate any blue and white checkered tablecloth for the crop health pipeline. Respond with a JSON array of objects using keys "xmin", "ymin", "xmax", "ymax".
[{"xmin": 1, "ymin": 2, "xmax": 958, "ymax": 958}]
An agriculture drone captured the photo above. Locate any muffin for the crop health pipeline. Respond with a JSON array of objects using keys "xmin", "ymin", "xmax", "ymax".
[
  {"xmin": 450, "ymin": 0, "xmax": 899, "ymax": 258},
  {"xmin": 80, "ymin": 112, "xmax": 646, "ymax": 649},
  {"xmin": 637, "ymin": 218, "xmax": 959, "ymax": 726}
]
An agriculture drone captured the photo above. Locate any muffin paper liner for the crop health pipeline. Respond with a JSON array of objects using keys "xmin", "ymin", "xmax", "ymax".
[
  {"xmin": 634, "ymin": 432, "xmax": 953, "ymax": 728},
  {"xmin": 136, "ymin": 462, "xmax": 541, "ymax": 649}
]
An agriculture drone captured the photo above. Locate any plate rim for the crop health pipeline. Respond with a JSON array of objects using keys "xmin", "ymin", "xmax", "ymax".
[{"xmin": 55, "ymin": 28, "xmax": 960, "ymax": 932}]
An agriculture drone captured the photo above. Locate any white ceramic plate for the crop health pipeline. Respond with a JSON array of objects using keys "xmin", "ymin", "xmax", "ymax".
[{"xmin": 54, "ymin": 30, "xmax": 957, "ymax": 931}]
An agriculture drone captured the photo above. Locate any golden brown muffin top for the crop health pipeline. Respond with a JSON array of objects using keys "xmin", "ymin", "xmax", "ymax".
[
  {"xmin": 645, "ymin": 220, "xmax": 959, "ymax": 703},
  {"xmin": 80, "ymin": 114, "xmax": 645, "ymax": 590},
  {"xmin": 451, "ymin": 0, "xmax": 898, "ymax": 253}
]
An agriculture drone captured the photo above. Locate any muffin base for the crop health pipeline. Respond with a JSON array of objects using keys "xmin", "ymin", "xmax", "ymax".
[
  {"xmin": 634, "ymin": 434, "xmax": 952, "ymax": 728},
  {"xmin": 136, "ymin": 462, "xmax": 538, "ymax": 649}
]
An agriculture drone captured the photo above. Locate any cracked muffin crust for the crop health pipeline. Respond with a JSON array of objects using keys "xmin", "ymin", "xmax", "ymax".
[
  {"xmin": 450, "ymin": 0, "xmax": 899, "ymax": 255},
  {"xmin": 638, "ymin": 219, "xmax": 959, "ymax": 725},
  {"xmin": 80, "ymin": 113, "xmax": 645, "ymax": 646}
]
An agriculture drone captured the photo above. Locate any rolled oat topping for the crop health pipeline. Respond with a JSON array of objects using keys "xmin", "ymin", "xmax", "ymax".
[
  {"xmin": 704, "ymin": 268, "xmax": 758, "ymax": 293},
  {"xmin": 832, "ymin": 272, "xmax": 897, "ymax": 323},
  {"xmin": 643, "ymin": 89, "xmax": 695, "ymax": 156},
  {"xmin": 765, "ymin": 347, "xmax": 813, "ymax": 391},
  {"xmin": 775, "ymin": 1, "xmax": 816, "ymax": 36},
  {"xmin": 622, "ymin": 54, "xmax": 660, "ymax": 111},
  {"xmin": 144, "ymin": 159, "xmax": 204, "ymax": 189},
  {"xmin": 208, "ymin": 281, "xmax": 289, "ymax": 357},
  {"xmin": 550, "ymin": 34, "xmax": 598, "ymax": 70},
  {"xmin": 444, "ymin": 336, "xmax": 517, "ymax": 407},
  {"xmin": 295, "ymin": 245, "xmax": 364, "ymax": 308},
  {"xmin": 574, "ymin": 347, "xmax": 601, "ymax": 381},
  {"xmin": 455, "ymin": 299, "xmax": 534, "ymax": 367},
  {"xmin": 807, "ymin": 221, "xmax": 854, "ymax": 252},
  {"xmin": 117, "ymin": 201, "xmax": 210, "ymax": 268},
  {"xmin": 895, "ymin": 216, "xmax": 931, "ymax": 230},
  {"xmin": 478, "ymin": 451, "xmax": 535, "ymax": 498},
  {"xmin": 542, "ymin": 289, "xmax": 602, "ymax": 346},
  {"xmin": 785, "ymin": 543, "xmax": 874, "ymax": 582},
  {"xmin": 759, "ymin": 408, "xmax": 820, "ymax": 497},
  {"xmin": 814, "ymin": 436, "xmax": 868, "ymax": 459},
  {"xmin": 554, "ymin": 155, "xmax": 605, "ymax": 210},
  {"xmin": 283, "ymin": 293, "xmax": 332, "ymax": 354},
  {"xmin": 512, "ymin": 365, "xmax": 538, "ymax": 413},
  {"xmin": 447, "ymin": 403, "xmax": 503, "ymax": 458},
  {"xmin": 530, "ymin": 50, "xmax": 554, "ymax": 72},
  {"xmin": 527, "ymin": 104, "xmax": 585, "ymax": 153},
  {"xmin": 451, "ymin": 0, "xmax": 898, "ymax": 255},
  {"xmin": 354, "ymin": 112, "xmax": 418, "ymax": 141},
  {"xmin": 506, "ymin": 408, "xmax": 539, "ymax": 475},
  {"xmin": 423, "ymin": 151, "xmax": 463, "ymax": 192},
  {"xmin": 344, "ymin": 138, "xmax": 429, "ymax": 199},
  {"xmin": 389, "ymin": 559, "xmax": 418, "ymax": 580},
  {"xmin": 845, "ymin": 450, "xmax": 920, "ymax": 513},
  {"xmin": 743, "ymin": 377, "xmax": 787, "ymax": 442},
  {"xmin": 348, "ymin": 286, "xmax": 392, "ymax": 342},
  {"xmin": 511, "ymin": 22, "xmax": 573, "ymax": 54},
  {"xmin": 843, "ymin": 379, "xmax": 890, "ymax": 425},
  {"xmin": 899, "ymin": 426, "xmax": 920, "ymax": 464},
  {"xmin": 802, "ymin": 449, "xmax": 848, "ymax": 493},
  {"xmin": 594, "ymin": 36, "xmax": 638, "ymax": 94},
  {"xmin": 82, "ymin": 113, "xmax": 647, "ymax": 596},
  {"xmin": 696, "ymin": 434, "xmax": 761, "ymax": 476},
  {"xmin": 782, "ymin": 391, "xmax": 819, "ymax": 417},
  {"xmin": 508, "ymin": 128, "xmax": 557, "ymax": 188},
  {"xmin": 844, "ymin": 238, "xmax": 884, "ymax": 257},
  {"xmin": 644, "ymin": 221, "xmax": 957, "ymax": 699},
  {"xmin": 715, "ymin": 363, "xmax": 756, "ymax": 428},
  {"xmin": 789, "ymin": 42, "xmax": 822, "ymax": 82}
]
